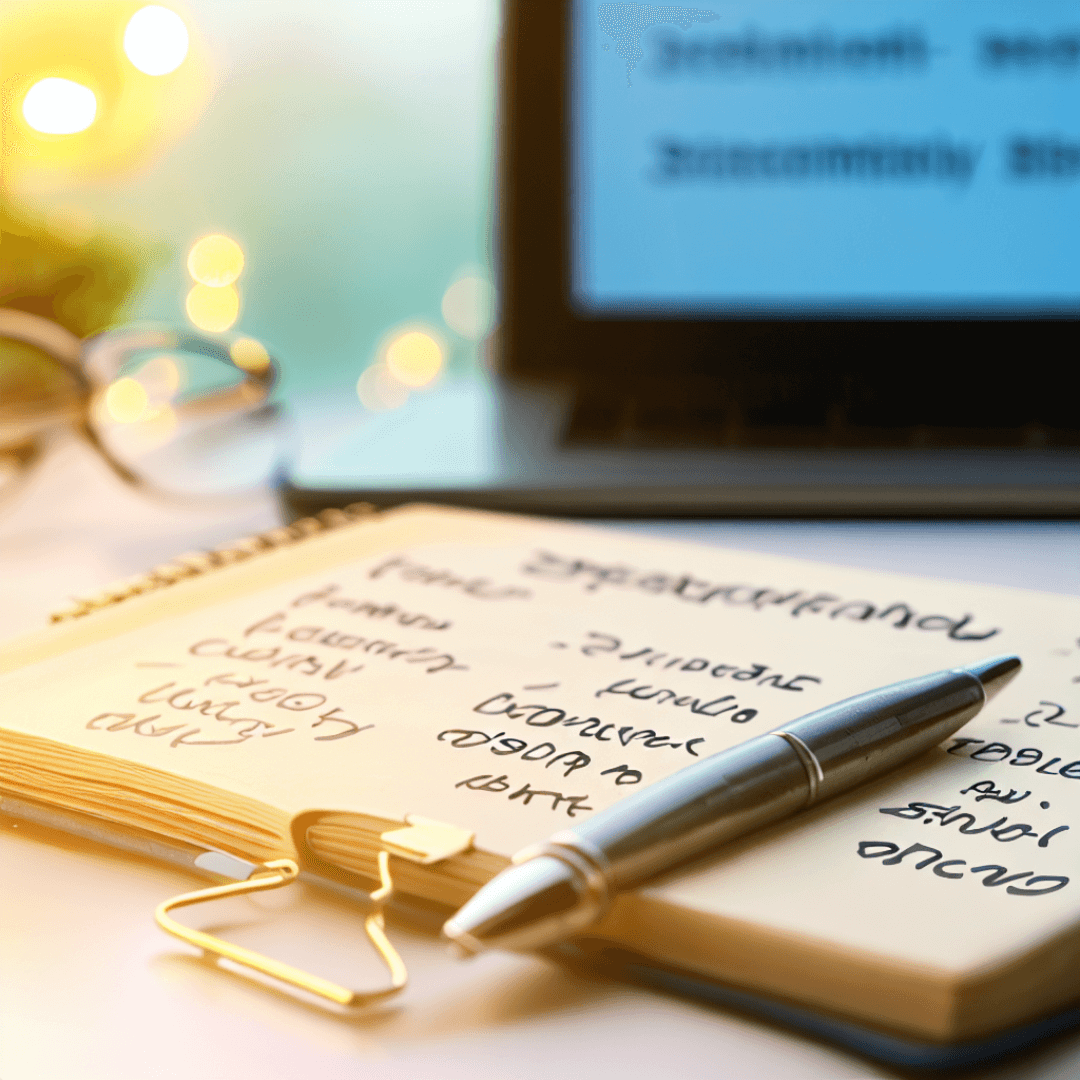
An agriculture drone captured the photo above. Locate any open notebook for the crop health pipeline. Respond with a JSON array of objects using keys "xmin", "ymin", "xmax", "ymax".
[{"xmin": 1, "ymin": 505, "xmax": 1076, "ymax": 1059}]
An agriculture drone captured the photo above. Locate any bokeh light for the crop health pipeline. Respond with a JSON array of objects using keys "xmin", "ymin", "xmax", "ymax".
[
  {"xmin": 186, "ymin": 284, "xmax": 240, "ymax": 332},
  {"xmin": 230, "ymin": 338, "xmax": 271, "ymax": 374},
  {"xmin": 95, "ymin": 401, "xmax": 179, "ymax": 456},
  {"xmin": 104, "ymin": 377, "xmax": 149, "ymax": 423},
  {"xmin": 357, "ymin": 363, "xmax": 410, "ymax": 411},
  {"xmin": 136, "ymin": 355, "xmax": 183, "ymax": 401},
  {"xmin": 21, "ymin": 78, "xmax": 97, "ymax": 135},
  {"xmin": 384, "ymin": 329, "xmax": 444, "ymax": 388},
  {"xmin": 441, "ymin": 274, "xmax": 494, "ymax": 340},
  {"xmin": 187, "ymin": 234, "xmax": 245, "ymax": 287},
  {"xmin": 123, "ymin": 5, "xmax": 190, "ymax": 76},
  {"xmin": 0, "ymin": 0, "xmax": 211, "ymax": 180}
]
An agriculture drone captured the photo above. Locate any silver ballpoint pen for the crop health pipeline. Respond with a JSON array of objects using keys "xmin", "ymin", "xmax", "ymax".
[{"xmin": 443, "ymin": 654, "xmax": 1021, "ymax": 956}]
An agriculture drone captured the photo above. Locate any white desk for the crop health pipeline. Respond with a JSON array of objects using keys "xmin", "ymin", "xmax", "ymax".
[{"xmin": 2, "ymin": 437, "xmax": 1077, "ymax": 1080}]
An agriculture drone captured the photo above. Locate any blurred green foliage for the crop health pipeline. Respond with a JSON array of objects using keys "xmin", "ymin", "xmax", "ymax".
[
  {"xmin": 1, "ymin": 197, "xmax": 155, "ymax": 338},
  {"xmin": 0, "ymin": 197, "xmax": 161, "ymax": 413}
]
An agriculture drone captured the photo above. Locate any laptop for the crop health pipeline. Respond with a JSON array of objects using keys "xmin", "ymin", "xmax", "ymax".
[{"xmin": 284, "ymin": 0, "xmax": 1080, "ymax": 519}]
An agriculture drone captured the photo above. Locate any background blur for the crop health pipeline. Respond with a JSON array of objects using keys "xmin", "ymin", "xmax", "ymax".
[
  {"xmin": 2, "ymin": 0, "xmax": 498, "ymax": 409},
  {"xmin": 7, "ymin": 1, "xmax": 1076, "ymax": 516}
]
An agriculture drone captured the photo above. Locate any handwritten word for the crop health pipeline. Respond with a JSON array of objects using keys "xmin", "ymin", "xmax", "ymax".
[
  {"xmin": 601, "ymin": 764, "xmax": 645, "ymax": 785},
  {"xmin": 439, "ymin": 728, "xmax": 592, "ymax": 777},
  {"xmin": 204, "ymin": 672, "xmax": 324, "ymax": 694},
  {"xmin": 474, "ymin": 692, "xmax": 705, "ymax": 755},
  {"xmin": 243, "ymin": 612, "xmax": 467, "ymax": 673},
  {"xmin": 438, "ymin": 727, "xmax": 642, "ymax": 784},
  {"xmin": 959, "ymin": 780, "xmax": 1030, "ymax": 804},
  {"xmin": 455, "ymin": 773, "xmax": 593, "ymax": 816},
  {"xmin": 575, "ymin": 633, "xmax": 822, "ymax": 692},
  {"xmin": 291, "ymin": 583, "xmax": 451, "ymax": 630},
  {"xmin": 138, "ymin": 683, "xmax": 261, "ymax": 725},
  {"xmin": 144, "ymin": 679, "xmax": 327, "ymax": 714},
  {"xmin": 879, "ymin": 801, "xmax": 1069, "ymax": 848},
  {"xmin": 86, "ymin": 708, "xmax": 370, "ymax": 747},
  {"xmin": 1000, "ymin": 701, "xmax": 1075, "ymax": 729},
  {"xmin": 856, "ymin": 840, "xmax": 1068, "ymax": 895},
  {"xmin": 522, "ymin": 551, "xmax": 1000, "ymax": 641},
  {"xmin": 89, "ymin": 710, "xmax": 285, "ymax": 746},
  {"xmin": 369, "ymin": 555, "xmax": 531, "ymax": 600},
  {"xmin": 946, "ymin": 739, "xmax": 1080, "ymax": 779},
  {"xmin": 190, "ymin": 635, "xmax": 465, "ymax": 676},
  {"xmin": 137, "ymin": 682, "xmax": 368, "ymax": 742},
  {"xmin": 595, "ymin": 678, "xmax": 758, "ymax": 723}
]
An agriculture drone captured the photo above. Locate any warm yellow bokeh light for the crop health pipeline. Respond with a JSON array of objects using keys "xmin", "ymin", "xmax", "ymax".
[
  {"xmin": 357, "ymin": 364, "xmax": 410, "ymax": 411},
  {"xmin": 124, "ymin": 5, "xmax": 189, "ymax": 76},
  {"xmin": 384, "ymin": 330, "xmax": 444, "ymax": 388},
  {"xmin": 1, "ymin": 0, "xmax": 211, "ymax": 181},
  {"xmin": 101, "ymin": 404, "xmax": 179, "ymax": 457},
  {"xmin": 186, "ymin": 284, "xmax": 240, "ymax": 332},
  {"xmin": 131, "ymin": 405, "xmax": 178, "ymax": 453},
  {"xmin": 22, "ymin": 77, "xmax": 97, "ymax": 135},
  {"xmin": 104, "ymin": 377, "xmax": 149, "ymax": 423},
  {"xmin": 441, "ymin": 274, "xmax": 495, "ymax": 340},
  {"xmin": 187, "ymin": 235, "xmax": 245, "ymax": 287},
  {"xmin": 136, "ymin": 355, "xmax": 182, "ymax": 401},
  {"xmin": 230, "ymin": 337, "xmax": 271, "ymax": 374}
]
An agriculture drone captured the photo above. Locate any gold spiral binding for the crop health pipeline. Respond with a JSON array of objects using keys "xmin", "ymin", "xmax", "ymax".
[{"xmin": 49, "ymin": 502, "xmax": 377, "ymax": 623}]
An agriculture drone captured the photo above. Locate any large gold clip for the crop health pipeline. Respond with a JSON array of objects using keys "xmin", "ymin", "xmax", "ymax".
[{"xmin": 155, "ymin": 815, "xmax": 474, "ymax": 1009}]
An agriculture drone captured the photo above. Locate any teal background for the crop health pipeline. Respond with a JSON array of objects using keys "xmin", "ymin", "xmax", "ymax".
[{"xmin": 30, "ymin": 0, "xmax": 499, "ymax": 402}]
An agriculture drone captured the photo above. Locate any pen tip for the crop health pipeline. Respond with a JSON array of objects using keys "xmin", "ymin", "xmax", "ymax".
[
  {"xmin": 443, "ymin": 931, "xmax": 481, "ymax": 960},
  {"xmin": 964, "ymin": 655, "xmax": 1021, "ymax": 702},
  {"xmin": 441, "ymin": 855, "xmax": 602, "ymax": 955}
]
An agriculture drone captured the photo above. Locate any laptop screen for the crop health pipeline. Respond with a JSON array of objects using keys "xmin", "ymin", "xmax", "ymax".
[{"xmin": 571, "ymin": 0, "xmax": 1080, "ymax": 317}]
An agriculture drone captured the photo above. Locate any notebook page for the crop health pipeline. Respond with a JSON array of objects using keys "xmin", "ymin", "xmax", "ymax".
[{"xmin": 0, "ymin": 506, "xmax": 1075, "ymax": 976}]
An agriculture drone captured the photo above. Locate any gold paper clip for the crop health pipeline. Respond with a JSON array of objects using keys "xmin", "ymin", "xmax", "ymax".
[{"xmin": 154, "ymin": 816, "xmax": 474, "ymax": 1009}]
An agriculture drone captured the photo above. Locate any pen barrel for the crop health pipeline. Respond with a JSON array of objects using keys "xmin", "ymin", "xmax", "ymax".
[
  {"xmin": 566, "ymin": 667, "xmax": 985, "ymax": 890},
  {"xmin": 781, "ymin": 667, "xmax": 984, "ymax": 803},
  {"xmin": 573, "ymin": 735, "xmax": 809, "ymax": 888}
]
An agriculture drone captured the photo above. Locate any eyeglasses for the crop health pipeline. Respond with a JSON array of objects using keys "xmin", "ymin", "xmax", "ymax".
[{"xmin": 0, "ymin": 308, "xmax": 285, "ymax": 501}]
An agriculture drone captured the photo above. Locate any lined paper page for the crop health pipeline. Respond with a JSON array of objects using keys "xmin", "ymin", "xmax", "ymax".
[{"xmin": 0, "ymin": 506, "xmax": 1075, "ymax": 975}]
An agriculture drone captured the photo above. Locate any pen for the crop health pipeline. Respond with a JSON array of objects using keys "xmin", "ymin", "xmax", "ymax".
[{"xmin": 443, "ymin": 655, "xmax": 1021, "ymax": 956}]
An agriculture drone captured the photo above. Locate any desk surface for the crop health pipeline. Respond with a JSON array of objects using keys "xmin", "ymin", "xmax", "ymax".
[{"xmin": 2, "ymin": 437, "xmax": 1078, "ymax": 1080}]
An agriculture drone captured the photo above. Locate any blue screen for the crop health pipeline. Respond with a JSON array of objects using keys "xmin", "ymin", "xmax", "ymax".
[{"xmin": 572, "ymin": 1, "xmax": 1080, "ymax": 315}]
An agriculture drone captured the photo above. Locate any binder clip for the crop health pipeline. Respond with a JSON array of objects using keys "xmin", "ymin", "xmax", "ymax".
[{"xmin": 155, "ymin": 815, "xmax": 475, "ymax": 1009}]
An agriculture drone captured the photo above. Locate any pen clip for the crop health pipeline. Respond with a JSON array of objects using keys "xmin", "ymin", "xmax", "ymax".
[{"xmin": 154, "ymin": 815, "xmax": 474, "ymax": 1009}]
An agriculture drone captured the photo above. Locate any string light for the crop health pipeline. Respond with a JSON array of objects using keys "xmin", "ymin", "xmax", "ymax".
[
  {"xmin": 21, "ymin": 78, "xmax": 97, "ymax": 135},
  {"xmin": 441, "ymin": 273, "xmax": 494, "ymax": 341},
  {"xmin": 185, "ymin": 284, "xmax": 240, "ymax": 333},
  {"xmin": 104, "ymin": 378, "xmax": 149, "ymax": 423},
  {"xmin": 230, "ymin": 338, "xmax": 271, "ymax": 374},
  {"xmin": 357, "ymin": 364, "xmax": 410, "ymax": 411},
  {"xmin": 185, "ymin": 235, "xmax": 245, "ymax": 332},
  {"xmin": 384, "ymin": 329, "xmax": 444, "ymax": 387},
  {"xmin": 187, "ymin": 234, "xmax": 245, "ymax": 287},
  {"xmin": 135, "ymin": 356, "xmax": 183, "ymax": 402},
  {"xmin": 124, "ymin": 5, "xmax": 190, "ymax": 76}
]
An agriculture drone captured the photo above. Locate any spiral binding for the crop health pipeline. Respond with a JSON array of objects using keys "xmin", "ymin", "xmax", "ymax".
[{"xmin": 50, "ymin": 502, "xmax": 378, "ymax": 623}]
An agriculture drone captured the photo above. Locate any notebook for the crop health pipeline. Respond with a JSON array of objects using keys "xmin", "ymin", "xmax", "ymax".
[{"xmin": 0, "ymin": 504, "xmax": 1076, "ymax": 1061}]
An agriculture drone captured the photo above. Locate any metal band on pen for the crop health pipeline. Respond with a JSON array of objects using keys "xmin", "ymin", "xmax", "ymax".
[
  {"xmin": 514, "ymin": 839, "xmax": 609, "ymax": 888},
  {"xmin": 512, "ymin": 833, "xmax": 613, "ymax": 908},
  {"xmin": 771, "ymin": 730, "xmax": 825, "ymax": 806}
]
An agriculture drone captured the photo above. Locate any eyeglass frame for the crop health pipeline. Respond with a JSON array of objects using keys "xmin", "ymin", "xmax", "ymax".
[{"xmin": 0, "ymin": 307, "xmax": 279, "ymax": 498}]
